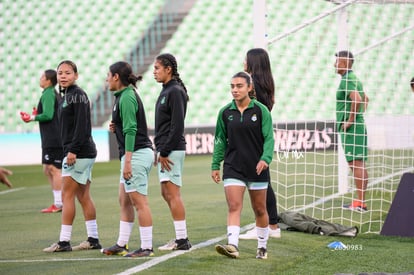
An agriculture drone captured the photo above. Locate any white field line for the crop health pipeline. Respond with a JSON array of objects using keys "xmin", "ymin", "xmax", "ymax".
[
  {"xmin": 115, "ymin": 224, "xmax": 254, "ymax": 275},
  {"xmin": 0, "ymin": 187, "xmax": 25, "ymax": 195},
  {"xmin": 0, "ymin": 257, "xmax": 128, "ymax": 263},
  {"xmin": 0, "ymin": 224, "xmax": 254, "ymax": 270}
]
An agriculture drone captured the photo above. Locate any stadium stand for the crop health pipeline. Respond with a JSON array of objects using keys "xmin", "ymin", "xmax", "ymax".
[
  {"xmin": 1, "ymin": 0, "xmax": 413, "ymax": 132},
  {"xmin": 1, "ymin": 0, "xmax": 165, "ymax": 133}
]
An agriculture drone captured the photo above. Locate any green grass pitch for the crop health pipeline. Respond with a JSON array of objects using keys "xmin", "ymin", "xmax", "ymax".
[{"xmin": 0, "ymin": 155, "xmax": 413, "ymax": 275}]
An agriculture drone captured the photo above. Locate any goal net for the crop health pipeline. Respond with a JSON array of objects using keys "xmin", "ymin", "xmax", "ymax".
[{"xmin": 263, "ymin": 0, "xmax": 414, "ymax": 233}]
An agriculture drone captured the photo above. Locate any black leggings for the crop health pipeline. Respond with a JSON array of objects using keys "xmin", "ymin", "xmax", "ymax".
[{"xmin": 267, "ymin": 182, "xmax": 279, "ymax": 225}]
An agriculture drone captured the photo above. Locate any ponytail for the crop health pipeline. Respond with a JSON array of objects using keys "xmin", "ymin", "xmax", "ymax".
[{"xmin": 109, "ymin": 61, "xmax": 142, "ymax": 88}]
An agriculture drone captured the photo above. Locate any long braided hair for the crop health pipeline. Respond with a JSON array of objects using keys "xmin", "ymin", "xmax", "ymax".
[{"xmin": 156, "ymin": 53, "xmax": 189, "ymax": 101}]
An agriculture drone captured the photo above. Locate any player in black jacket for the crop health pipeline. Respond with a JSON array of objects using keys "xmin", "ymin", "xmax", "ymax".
[
  {"xmin": 153, "ymin": 53, "xmax": 191, "ymax": 251},
  {"xmin": 43, "ymin": 60, "xmax": 100, "ymax": 253}
]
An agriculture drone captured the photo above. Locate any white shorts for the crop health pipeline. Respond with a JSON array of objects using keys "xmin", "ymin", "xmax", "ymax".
[
  {"xmin": 62, "ymin": 157, "xmax": 95, "ymax": 185},
  {"xmin": 157, "ymin": 150, "xmax": 185, "ymax": 187},
  {"xmin": 223, "ymin": 178, "xmax": 268, "ymax": 190},
  {"xmin": 120, "ymin": 148, "xmax": 153, "ymax": 195}
]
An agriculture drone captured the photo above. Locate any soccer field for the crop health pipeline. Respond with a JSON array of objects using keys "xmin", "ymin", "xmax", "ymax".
[{"xmin": 0, "ymin": 155, "xmax": 413, "ymax": 275}]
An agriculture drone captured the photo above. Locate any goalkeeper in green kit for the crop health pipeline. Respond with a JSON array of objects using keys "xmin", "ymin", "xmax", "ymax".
[{"xmin": 334, "ymin": 51, "xmax": 369, "ymax": 212}]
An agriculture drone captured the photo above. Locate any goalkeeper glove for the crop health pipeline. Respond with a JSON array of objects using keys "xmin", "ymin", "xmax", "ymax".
[
  {"xmin": 20, "ymin": 111, "xmax": 34, "ymax": 123},
  {"xmin": 32, "ymin": 107, "xmax": 38, "ymax": 116}
]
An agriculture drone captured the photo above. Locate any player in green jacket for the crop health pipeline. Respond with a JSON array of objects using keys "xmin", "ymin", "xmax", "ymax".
[
  {"xmin": 212, "ymin": 71, "xmax": 274, "ymax": 260},
  {"xmin": 20, "ymin": 69, "xmax": 63, "ymax": 213},
  {"xmin": 101, "ymin": 61, "xmax": 154, "ymax": 258}
]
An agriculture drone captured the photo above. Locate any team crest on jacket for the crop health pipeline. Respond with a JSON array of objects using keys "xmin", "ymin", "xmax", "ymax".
[
  {"xmin": 227, "ymin": 115, "xmax": 233, "ymax": 121},
  {"xmin": 62, "ymin": 98, "xmax": 68, "ymax": 108},
  {"xmin": 161, "ymin": 96, "xmax": 166, "ymax": 104},
  {"xmin": 251, "ymin": 114, "xmax": 257, "ymax": 122}
]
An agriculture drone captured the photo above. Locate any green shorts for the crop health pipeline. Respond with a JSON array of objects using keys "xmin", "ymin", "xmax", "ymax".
[
  {"xmin": 157, "ymin": 150, "xmax": 185, "ymax": 187},
  {"xmin": 223, "ymin": 178, "xmax": 268, "ymax": 190},
  {"xmin": 62, "ymin": 157, "xmax": 95, "ymax": 184},
  {"xmin": 120, "ymin": 148, "xmax": 153, "ymax": 195},
  {"xmin": 340, "ymin": 122, "xmax": 368, "ymax": 162}
]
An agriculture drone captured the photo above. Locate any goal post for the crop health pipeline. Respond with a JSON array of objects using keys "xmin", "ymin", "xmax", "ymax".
[{"xmin": 255, "ymin": 0, "xmax": 414, "ymax": 233}]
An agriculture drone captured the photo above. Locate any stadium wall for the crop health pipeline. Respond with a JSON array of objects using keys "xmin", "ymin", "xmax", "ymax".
[
  {"xmin": 0, "ymin": 129, "xmax": 110, "ymax": 165},
  {"xmin": 3, "ymin": 115, "xmax": 412, "ymax": 166}
]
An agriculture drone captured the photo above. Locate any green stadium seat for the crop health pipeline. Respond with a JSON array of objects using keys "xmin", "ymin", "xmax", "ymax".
[{"xmin": 1, "ymin": 1, "xmax": 413, "ymax": 132}]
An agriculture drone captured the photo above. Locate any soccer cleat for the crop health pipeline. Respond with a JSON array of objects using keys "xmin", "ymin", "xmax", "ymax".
[
  {"xmin": 256, "ymin": 247, "xmax": 268, "ymax": 259},
  {"xmin": 158, "ymin": 239, "xmax": 175, "ymax": 250},
  {"xmin": 343, "ymin": 200, "xmax": 368, "ymax": 212},
  {"xmin": 41, "ymin": 204, "xmax": 62, "ymax": 213},
  {"xmin": 101, "ymin": 244, "xmax": 129, "ymax": 256},
  {"xmin": 43, "ymin": 241, "xmax": 72, "ymax": 252},
  {"xmin": 124, "ymin": 248, "xmax": 154, "ymax": 258},
  {"xmin": 239, "ymin": 227, "xmax": 281, "ymax": 239},
  {"xmin": 175, "ymin": 238, "xmax": 192, "ymax": 250},
  {"xmin": 158, "ymin": 238, "xmax": 192, "ymax": 251},
  {"xmin": 215, "ymin": 244, "xmax": 239, "ymax": 259},
  {"xmin": 269, "ymin": 228, "xmax": 281, "ymax": 238},
  {"xmin": 72, "ymin": 237, "xmax": 102, "ymax": 251}
]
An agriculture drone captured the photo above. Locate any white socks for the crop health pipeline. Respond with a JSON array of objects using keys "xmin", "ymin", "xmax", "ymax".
[
  {"xmin": 117, "ymin": 221, "xmax": 134, "ymax": 247},
  {"xmin": 227, "ymin": 225, "xmax": 240, "ymax": 247},
  {"xmin": 85, "ymin": 220, "xmax": 99, "ymax": 239},
  {"xmin": 174, "ymin": 220, "xmax": 188, "ymax": 240},
  {"xmin": 53, "ymin": 190, "xmax": 62, "ymax": 207},
  {"xmin": 256, "ymin": 226, "xmax": 269, "ymax": 249},
  {"xmin": 139, "ymin": 226, "xmax": 153, "ymax": 250},
  {"xmin": 59, "ymin": 224, "xmax": 72, "ymax": 242}
]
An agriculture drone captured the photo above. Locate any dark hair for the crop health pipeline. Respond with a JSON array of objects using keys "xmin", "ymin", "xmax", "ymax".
[
  {"xmin": 410, "ymin": 77, "xmax": 414, "ymax": 88},
  {"xmin": 109, "ymin": 61, "xmax": 142, "ymax": 88},
  {"xmin": 232, "ymin": 71, "xmax": 253, "ymax": 85},
  {"xmin": 232, "ymin": 71, "xmax": 256, "ymax": 98},
  {"xmin": 335, "ymin": 50, "xmax": 354, "ymax": 67},
  {"xmin": 156, "ymin": 53, "xmax": 189, "ymax": 101},
  {"xmin": 245, "ymin": 48, "xmax": 275, "ymax": 110},
  {"xmin": 57, "ymin": 60, "xmax": 78, "ymax": 73},
  {"xmin": 44, "ymin": 69, "xmax": 57, "ymax": 86},
  {"xmin": 335, "ymin": 50, "xmax": 354, "ymax": 60}
]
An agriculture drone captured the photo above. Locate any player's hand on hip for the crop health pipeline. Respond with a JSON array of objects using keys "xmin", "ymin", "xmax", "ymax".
[
  {"xmin": 159, "ymin": 156, "xmax": 173, "ymax": 172},
  {"xmin": 66, "ymin": 152, "xmax": 77, "ymax": 166}
]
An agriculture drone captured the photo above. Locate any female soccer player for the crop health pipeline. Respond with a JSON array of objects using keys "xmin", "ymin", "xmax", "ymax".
[
  {"xmin": 239, "ymin": 48, "xmax": 281, "ymax": 239},
  {"xmin": 212, "ymin": 72, "xmax": 274, "ymax": 260},
  {"xmin": 43, "ymin": 60, "xmax": 101, "ymax": 252},
  {"xmin": 153, "ymin": 53, "xmax": 191, "ymax": 251},
  {"xmin": 20, "ymin": 69, "xmax": 63, "ymax": 213},
  {"xmin": 101, "ymin": 61, "xmax": 155, "ymax": 257}
]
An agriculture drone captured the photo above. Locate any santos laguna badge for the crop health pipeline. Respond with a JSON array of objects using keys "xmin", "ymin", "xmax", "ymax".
[{"xmin": 251, "ymin": 114, "xmax": 257, "ymax": 122}]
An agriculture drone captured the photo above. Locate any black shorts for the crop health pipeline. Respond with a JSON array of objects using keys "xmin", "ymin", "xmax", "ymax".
[{"xmin": 42, "ymin": 148, "xmax": 64, "ymax": 169}]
